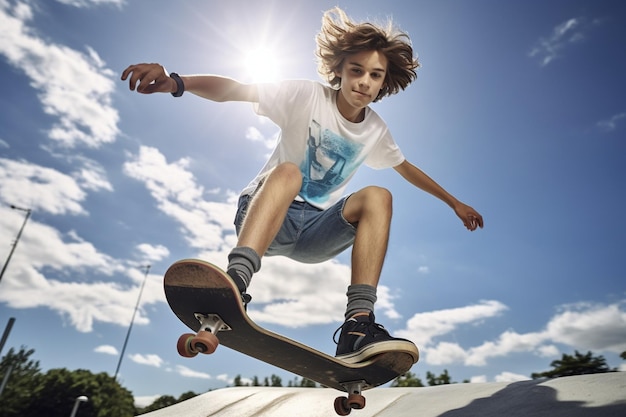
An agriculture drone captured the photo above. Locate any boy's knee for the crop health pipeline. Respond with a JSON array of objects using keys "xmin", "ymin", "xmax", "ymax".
[
  {"xmin": 274, "ymin": 162, "xmax": 302, "ymax": 178},
  {"xmin": 266, "ymin": 162, "xmax": 303, "ymax": 191},
  {"xmin": 362, "ymin": 186, "xmax": 392, "ymax": 209}
]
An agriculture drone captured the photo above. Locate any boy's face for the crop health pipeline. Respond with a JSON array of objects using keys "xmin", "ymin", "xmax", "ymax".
[{"xmin": 334, "ymin": 50, "xmax": 388, "ymax": 122}]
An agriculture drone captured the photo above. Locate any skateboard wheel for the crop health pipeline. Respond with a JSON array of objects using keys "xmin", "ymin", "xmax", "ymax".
[
  {"xmin": 177, "ymin": 333, "xmax": 199, "ymax": 358},
  {"xmin": 347, "ymin": 393, "xmax": 366, "ymax": 410},
  {"xmin": 334, "ymin": 397, "xmax": 352, "ymax": 416},
  {"xmin": 191, "ymin": 330, "xmax": 219, "ymax": 354}
]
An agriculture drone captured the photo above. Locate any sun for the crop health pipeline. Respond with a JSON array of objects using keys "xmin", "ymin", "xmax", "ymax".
[{"xmin": 242, "ymin": 46, "xmax": 282, "ymax": 83}]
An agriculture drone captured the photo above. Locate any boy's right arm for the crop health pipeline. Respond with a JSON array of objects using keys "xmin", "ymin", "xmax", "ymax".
[{"xmin": 120, "ymin": 63, "xmax": 258, "ymax": 102}]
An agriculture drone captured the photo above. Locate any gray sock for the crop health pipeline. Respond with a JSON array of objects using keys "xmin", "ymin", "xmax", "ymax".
[
  {"xmin": 227, "ymin": 246, "xmax": 261, "ymax": 292},
  {"xmin": 345, "ymin": 284, "xmax": 377, "ymax": 319}
]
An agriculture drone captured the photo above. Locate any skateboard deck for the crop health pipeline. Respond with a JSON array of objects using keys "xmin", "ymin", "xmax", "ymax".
[{"xmin": 164, "ymin": 258, "xmax": 419, "ymax": 415}]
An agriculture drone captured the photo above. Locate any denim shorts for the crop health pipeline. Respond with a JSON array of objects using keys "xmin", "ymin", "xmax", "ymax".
[{"xmin": 234, "ymin": 194, "xmax": 356, "ymax": 263}]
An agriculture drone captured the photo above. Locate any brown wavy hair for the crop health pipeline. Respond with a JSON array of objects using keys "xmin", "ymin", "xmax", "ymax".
[{"xmin": 316, "ymin": 7, "xmax": 420, "ymax": 102}]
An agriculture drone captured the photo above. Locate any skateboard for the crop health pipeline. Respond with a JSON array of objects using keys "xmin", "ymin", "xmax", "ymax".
[{"xmin": 163, "ymin": 259, "xmax": 419, "ymax": 416}]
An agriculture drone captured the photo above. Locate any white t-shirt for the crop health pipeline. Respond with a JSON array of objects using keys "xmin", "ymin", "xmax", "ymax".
[{"xmin": 241, "ymin": 80, "xmax": 405, "ymax": 209}]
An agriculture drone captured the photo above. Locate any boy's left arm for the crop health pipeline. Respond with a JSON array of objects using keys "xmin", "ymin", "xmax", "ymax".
[{"xmin": 393, "ymin": 160, "xmax": 483, "ymax": 231}]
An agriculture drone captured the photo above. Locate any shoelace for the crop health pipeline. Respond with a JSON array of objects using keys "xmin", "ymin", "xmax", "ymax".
[
  {"xmin": 332, "ymin": 318, "xmax": 389, "ymax": 344},
  {"xmin": 332, "ymin": 317, "xmax": 358, "ymax": 344}
]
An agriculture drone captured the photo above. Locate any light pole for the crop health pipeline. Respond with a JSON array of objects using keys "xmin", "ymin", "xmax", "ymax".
[
  {"xmin": 0, "ymin": 205, "xmax": 31, "ymax": 286},
  {"xmin": 69, "ymin": 395, "xmax": 88, "ymax": 417},
  {"xmin": 114, "ymin": 265, "xmax": 151, "ymax": 380}
]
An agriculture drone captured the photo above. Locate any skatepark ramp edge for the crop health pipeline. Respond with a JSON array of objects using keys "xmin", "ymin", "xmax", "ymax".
[{"xmin": 139, "ymin": 372, "xmax": 626, "ymax": 417}]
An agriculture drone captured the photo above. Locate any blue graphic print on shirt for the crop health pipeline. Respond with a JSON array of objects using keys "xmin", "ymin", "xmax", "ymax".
[{"xmin": 300, "ymin": 120, "xmax": 364, "ymax": 204}]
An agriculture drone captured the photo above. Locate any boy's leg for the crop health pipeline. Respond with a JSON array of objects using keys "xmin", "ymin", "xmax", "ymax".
[
  {"xmin": 227, "ymin": 162, "xmax": 302, "ymax": 293},
  {"xmin": 342, "ymin": 186, "xmax": 392, "ymax": 315},
  {"xmin": 335, "ymin": 186, "xmax": 416, "ymax": 362}
]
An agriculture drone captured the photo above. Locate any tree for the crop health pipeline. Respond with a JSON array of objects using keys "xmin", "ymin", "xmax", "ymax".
[
  {"xmin": 233, "ymin": 374, "xmax": 244, "ymax": 386},
  {"xmin": 391, "ymin": 371, "xmax": 424, "ymax": 387},
  {"xmin": 135, "ymin": 391, "xmax": 198, "ymax": 415},
  {"xmin": 426, "ymin": 369, "xmax": 452, "ymax": 386},
  {"xmin": 0, "ymin": 346, "xmax": 42, "ymax": 417},
  {"xmin": 270, "ymin": 374, "xmax": 282, "ymax": 387},
  {"xmin": 22, "ymin": 368, "xmax": 135, "ymax": 417},
  {"xmin": 531, "ymin": 350, "xmax": 616, "ymax": 379},
  {"xmin": 299, "ymin": 377, "xmax": 317, "ymax": 387},
  {"xmin": 621, "ymin": 351, "xmax": 626, "ymax": 361},
  {"xmin": 287, "ymin": 376, "xmax": 318, "ymax": 387},
  {"xmin": 178, "ymin": 390, "xmax": 198, "ymax": 402},
  {"xmin": 136, "ymin": 395, "xmax": 177, "ymax": 414}
]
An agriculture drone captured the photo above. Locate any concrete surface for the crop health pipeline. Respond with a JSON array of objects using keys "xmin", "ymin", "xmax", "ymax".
[{"xmin": 140, "ymin": 372, "xmax": 626, "ymax": 416}]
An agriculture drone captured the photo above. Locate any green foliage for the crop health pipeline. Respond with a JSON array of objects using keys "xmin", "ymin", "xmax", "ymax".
[
  {"xmin": 621, "ymin": 351, "xmax": 626, "ymax": 361},
  {"xmin": 135, "ymin": 391, "xmax": 200, "ymax": 415},
  {"xmin": 392, "ymin": 370, "xmax": 454, "ymax": 387},
  {"xmin": 287, "ymin": 376, "xmax": 318, "ymax": 387},
  {"xmin": 391, "ymin": 371, "xmax": 424, "ymax": 387},
  {"xmin": 269, "ymin": 374, "xmax": 282, "ymax": 387},
  {"xmin": 0, "ymin": 346, "xmax": 42, "ymax": 417},
  {"xmin": 0, "ymin": 346, "xmax": 135, "ymax": 417},
  {"xmin": 426, "ymin": 369, "xmax": 452, "ymax": 386},
  {"xmin": 531, "ymin": 350, "xmax": 616, "ymax": 379},
  {"xmin": 232, "ymin": 373, "xmax": 285, "ymax": 387}
]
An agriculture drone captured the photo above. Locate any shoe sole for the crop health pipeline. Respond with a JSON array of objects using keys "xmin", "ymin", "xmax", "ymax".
[{"xmin": 336, "ymin": 340, "xmax": 419, "ymax": 364}]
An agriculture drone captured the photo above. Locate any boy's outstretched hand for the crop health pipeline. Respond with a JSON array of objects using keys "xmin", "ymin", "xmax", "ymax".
[
  {"xmin": 121, "ymin": 63, "xmax": 176, "ymax": 94},
  {"xmin": 454, "ymin": 202, "xmax": 484, "ymax": 231}
]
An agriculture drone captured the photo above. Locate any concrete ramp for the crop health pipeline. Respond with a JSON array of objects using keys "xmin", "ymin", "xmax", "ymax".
[{"xmin": 141, "ymin": 372, "xmax": 626, "ymax": 416}]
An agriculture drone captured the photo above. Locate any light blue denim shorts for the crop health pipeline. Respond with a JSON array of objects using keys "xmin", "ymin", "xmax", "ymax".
[{"xmin": 234, "ymin": 194, "xmax": 356, "ymax": 263}]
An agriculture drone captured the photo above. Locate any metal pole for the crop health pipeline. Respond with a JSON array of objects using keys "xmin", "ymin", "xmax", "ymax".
[
  {"xmin": 0, "ymin": 205, "xmax": 31, "ymax": 286},
  {"xmin": 114, "ymin": 265, "xmax": 151, "ymax": 380},
  {"xmin": 0, "ymin": 363, "xmax": 14, "ymax": 398},
  {"xmin": 69, "ymin": 395, "xmax": 88, "ymax": 417},
  {"xmin": 0, "ymin": 317, "xmax": 15, "ymax": 357}
]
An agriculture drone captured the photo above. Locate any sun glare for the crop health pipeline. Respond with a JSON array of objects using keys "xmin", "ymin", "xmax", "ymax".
[{"xmin": 243, "ymin": 46, "xmax": 282, "ymax": 83}]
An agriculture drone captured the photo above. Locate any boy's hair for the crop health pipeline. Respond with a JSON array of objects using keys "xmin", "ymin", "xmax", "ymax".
[{"xmin": 316, "ymin": 7, "xmax": 420, "ymax": 102}]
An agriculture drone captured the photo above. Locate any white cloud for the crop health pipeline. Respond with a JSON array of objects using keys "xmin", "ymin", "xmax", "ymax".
[
  {"xmin": 528, "ymin": 17, "xmax": 589, "ymax": 66},
  {"xmin": 426, "ymin": 341, "xmax": 468, "ymax": 366},
  {"xmin": 216, "ymin": 373, "xmax": 231, "ymax": 383},
  {"xmin": 71, "ymin": 158, "xmax": 114, "ymax": 192},
  {"xmin": 396, "ymin": 300, "xmax": 508, "ymax": 347},
  {"xmin": 0, "ymin": 1, "xmax": 119, "ymax": 148},
  {"xmin": 136, "ymin": 243, "xmax": 170, "ymax": 263},
  {"xmin": 545, "ymin": 301, "xmax": 626, "ymax": 353},
  {"xmin": 55, "ymin": 0, "xmax": 125, "ymax": 8},
  {"xmin": 597, "ymin": 112, "xmax": 626, "ymax": 132},
  {"xmin": 123, "ymin": 146, "xmax": 237, "ymax": 253},
  {"xmin": 0, "ymin": 158, "xmax": 87, "ymax": 215},
  {"xmin": 465, "ymin": 330, "xmax": 548, "ymax": 366},
  {"xmin": 128, "ymin": 353, "xmax": 164, "ymax": 368},
  {"xmin": 470, "ymin": 375, "xmax": 486, "ymax": 383},
  {"xmin": 398, "ymin": 299, "xmax": 626, "ymax": 368},
  {"xmin": 0, "ymin": 204, "xmax": 166, "ymax": 332},
  {"xmin": 134, "ymin": 395, "xmax": 161, "ymax": 408},
  {"xmin": 94, "ymin": 344, "xmax": 118, "ymax": 355},
  {"xmin": 175, "ymin": 365, "xmax": 211, "ymax": 379},
  {"xmin": 494, "ymin": 372, "xmax": 530, "ymax": 382},
  {"xmin": 245, "ymin": 126, "xmax": 276, "ymax": 149}
]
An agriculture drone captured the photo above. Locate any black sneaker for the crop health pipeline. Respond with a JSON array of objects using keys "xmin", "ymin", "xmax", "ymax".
[
  {"xmin": 333, "ymin": 312, "xmax": 419, "ymax": 364},
  {"xmin": 226, "ymin": 268, "xmax": 252, "ymax": 309}
]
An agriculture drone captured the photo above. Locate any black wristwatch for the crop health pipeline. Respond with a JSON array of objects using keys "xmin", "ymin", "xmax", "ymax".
[{"xmin": 169, "ymin": 72, "xmax": 185, "ymax": 97}]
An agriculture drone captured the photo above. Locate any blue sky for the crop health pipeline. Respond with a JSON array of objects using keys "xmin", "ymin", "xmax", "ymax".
[{"xmin": 0, "ymin": 0, "xmax": 625, "ymax": 408}]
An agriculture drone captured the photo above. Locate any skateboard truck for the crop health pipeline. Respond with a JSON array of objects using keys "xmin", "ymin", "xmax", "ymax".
[
  {"xmin": 334, "ymin": 380, "xmax": 367, "ymax": 415},
  {"xmin": 176, "ymin": 313, "xmax": 230, "ymax": 358}
]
